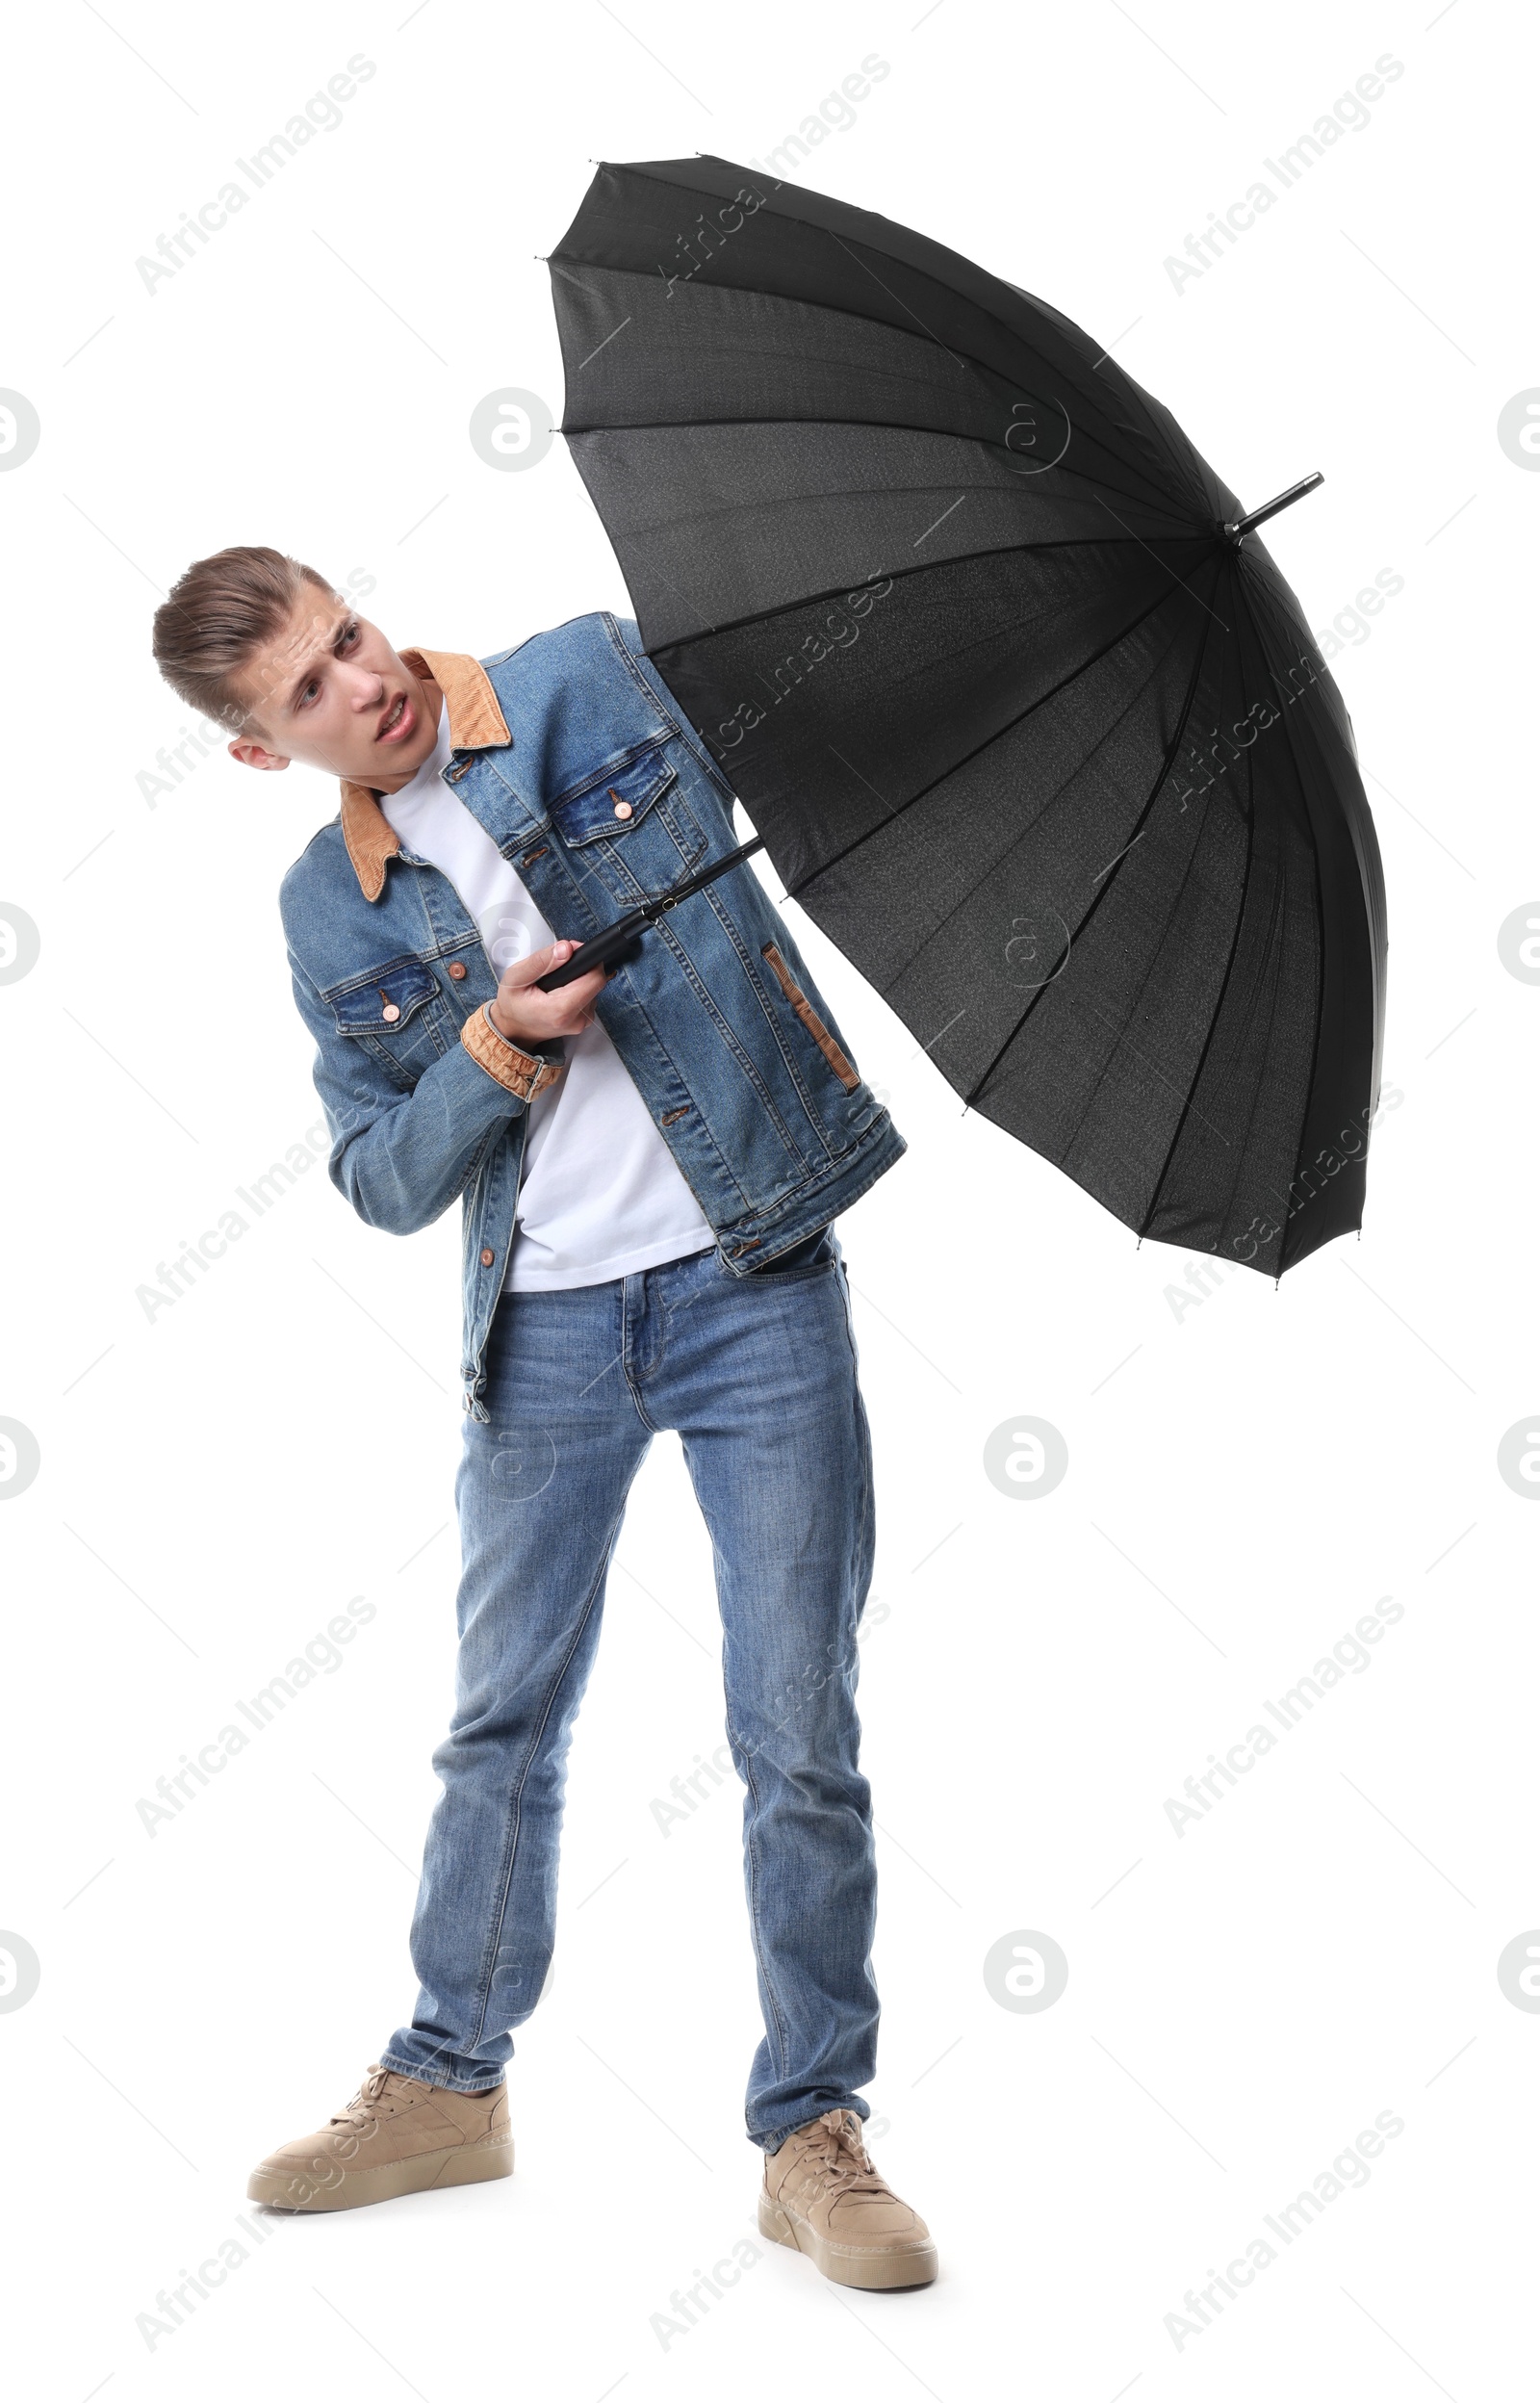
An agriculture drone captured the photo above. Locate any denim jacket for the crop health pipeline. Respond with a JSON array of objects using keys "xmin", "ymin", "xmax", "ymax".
[{"xmin": 278, "ymin": 611, "xmax": 906, "ymax": 1418}]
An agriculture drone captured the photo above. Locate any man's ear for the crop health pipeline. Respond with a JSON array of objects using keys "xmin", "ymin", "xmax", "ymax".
[{"xmin": 227, "ymin": 736, "xmax": 291, "ymax": 772}]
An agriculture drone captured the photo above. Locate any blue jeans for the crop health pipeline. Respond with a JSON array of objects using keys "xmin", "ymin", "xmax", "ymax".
[{"xmin": 379, "ymin": 1232, "xmax": 880, "ymax": 2152}]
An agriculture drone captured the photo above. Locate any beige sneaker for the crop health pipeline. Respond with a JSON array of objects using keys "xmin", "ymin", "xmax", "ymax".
[
  {"xmin": 246, "ymin": 2065, "xmax": 512, "ymax": 2212},
  {"xmin": 759, "ymin": 2108, "xmax": 937, "ymax": 2288}
]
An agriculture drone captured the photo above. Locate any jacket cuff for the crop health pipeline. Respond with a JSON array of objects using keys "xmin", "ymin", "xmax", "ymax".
[{"xmin": 460, "ymin": 1003, "xmax": 565, "ymax": 1101}]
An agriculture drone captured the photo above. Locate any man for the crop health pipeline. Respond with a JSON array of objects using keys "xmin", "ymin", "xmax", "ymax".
[{"xmin": 150, "ymin": 547, "xmax": 936, "ymax": 2290}]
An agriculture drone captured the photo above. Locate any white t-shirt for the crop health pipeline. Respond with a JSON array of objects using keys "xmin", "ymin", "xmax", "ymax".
[{"xmin": 379, "ymin": 696, "xmax": 716, "ymax": 1292}]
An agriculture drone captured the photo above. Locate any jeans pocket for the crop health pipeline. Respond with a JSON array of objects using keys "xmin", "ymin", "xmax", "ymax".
[{"xmin": 750, "ymin": 1227, "xmax": 837, "ymax": 1280}]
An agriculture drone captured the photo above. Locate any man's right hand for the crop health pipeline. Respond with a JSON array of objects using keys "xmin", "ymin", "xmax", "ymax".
[{"xmin": 488, "ymin": 940, "xmax": 606, "ymax": 1048}]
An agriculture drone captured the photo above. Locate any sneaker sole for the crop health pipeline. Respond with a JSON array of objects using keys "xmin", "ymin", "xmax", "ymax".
[
  {"xmin": 757, "ymin": 2189, "xmax": 938, "ymax": 2289},
  {"xmin": 246, "ymin": 2136, "xmax": 513, "ymax": 2212}
]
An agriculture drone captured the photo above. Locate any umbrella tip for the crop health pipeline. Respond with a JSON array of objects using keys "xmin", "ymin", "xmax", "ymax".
[{"xmin": 1223, "ymin": 472, "xmax": 1325, "ymax": 544}]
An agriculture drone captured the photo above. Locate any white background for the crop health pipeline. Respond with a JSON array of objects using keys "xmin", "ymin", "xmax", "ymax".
[{"xmin": 1, "ymin": 1, "xmax": 1534, "ymax": 2396}]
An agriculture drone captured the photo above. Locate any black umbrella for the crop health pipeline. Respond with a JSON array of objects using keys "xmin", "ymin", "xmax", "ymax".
[{"xmin": 543, "ymin": 157, "xmax": 1387, "ymax": 1277}]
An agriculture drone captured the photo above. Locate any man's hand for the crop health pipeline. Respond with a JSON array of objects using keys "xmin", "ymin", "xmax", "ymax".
[{"xmin": 488, "ymin": 940, "xmax": 605, "ymax": 1047}]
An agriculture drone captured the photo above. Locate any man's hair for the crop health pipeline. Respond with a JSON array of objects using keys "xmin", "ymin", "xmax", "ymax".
[{"xmin": 151, "ymin": 546, "xmax": 336, "ymax": 732}]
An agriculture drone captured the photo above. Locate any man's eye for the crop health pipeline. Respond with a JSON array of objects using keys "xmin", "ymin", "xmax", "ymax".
[
  {"xmin": 299, "ymin": 681, "xmax": 320, "ymax": 708},
  {"xmin": 340, "ymin": 623, "xmax": 360, "ymax": 649}
]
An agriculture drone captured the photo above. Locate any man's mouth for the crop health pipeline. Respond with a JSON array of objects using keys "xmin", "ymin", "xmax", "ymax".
[{"xmin": 376, "ymin": 691, "xmax": 415, "ymax": 744}]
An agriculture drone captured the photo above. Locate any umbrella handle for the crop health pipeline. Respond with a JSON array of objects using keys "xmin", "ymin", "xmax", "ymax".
[
  {"xmin": 536, "ymin": 920, "xmax": 649, "ymax": 990},
  {"xmin": 1222, "ymin": 472, "xmax": 1323, "ymax": 543},
  {"xmin": 534, "ymin": 835, "xmax": 767, "ymax": 990}
]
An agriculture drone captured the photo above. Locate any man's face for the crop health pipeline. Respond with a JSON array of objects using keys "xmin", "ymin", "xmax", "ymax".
[{"xmin": 227, "ymin": 586, "xmax": 439, "ymax": 791}]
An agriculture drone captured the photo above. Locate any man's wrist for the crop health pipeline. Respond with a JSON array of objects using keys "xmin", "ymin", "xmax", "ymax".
[{"xmin": 488, "ymin": 996, "xmax": 535, "ymax": 1046}]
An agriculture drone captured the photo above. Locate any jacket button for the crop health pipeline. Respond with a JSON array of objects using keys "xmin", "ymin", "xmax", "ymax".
[
  {"xmin": 612, "ymin": 799, "xmax": 633, "ymax": 819},
  {"xmin": 480, "ymin": 1248, "xmax": 496, "ymax": 1267},
  {"xmin": 381, "ymin": 1002, "xmax": 400, "ymax": 1022},
  {"xmin": 448, "ymin": 961, "xmax": 467, "ymax": 980}
]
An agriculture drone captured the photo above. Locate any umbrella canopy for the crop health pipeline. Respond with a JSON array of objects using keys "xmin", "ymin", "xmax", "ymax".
[{"xmin": 548, "ymin": 157, "xmax": 1387, "ymax": 1277}]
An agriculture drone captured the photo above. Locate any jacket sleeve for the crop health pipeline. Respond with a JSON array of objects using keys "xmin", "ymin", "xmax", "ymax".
[{"xmin": 285, "ymin": 946, "xmax": 558, "ymax": 1236}]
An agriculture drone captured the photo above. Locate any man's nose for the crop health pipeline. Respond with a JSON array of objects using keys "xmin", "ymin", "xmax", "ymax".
[{"xmin": 345, "ymin": 668, "xmax": 386, "ymax": 711}]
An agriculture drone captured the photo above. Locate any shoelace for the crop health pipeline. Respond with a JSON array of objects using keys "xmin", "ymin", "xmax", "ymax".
[
  {"xmin": 327, "ymin": 2067, "xmax": 421, "ymax": 2130},
  {"xmin": 789, "ymin": 2109, "xmax": 888, "ymax": 2200}
]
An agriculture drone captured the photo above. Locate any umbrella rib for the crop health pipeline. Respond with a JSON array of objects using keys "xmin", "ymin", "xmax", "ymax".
[
  {"xmin": 822, "ymin": 224, "xmax": 971, "ymax": 372},
  {"xmin": 554, "ymin": 259, "xmax": 1199, "ymax": 517},
  {"xmin": 814, "ymin": 224, "xmax": 1225, "ymax": 521},
  {"xmin": 1208, "ymin": 586, "xmax": 1337, "ymax": 1263},
  {"xmin": 1138, "ymin": 564, "xmax": 1290, "ymax": 1252},
  {"xmin": 1256, "ymin": 619, "xmax": 1336, "ymax": 1268},
  {"xmin": 1053, "ymin": 738, "xmax": 1255, "ymax": 1173},
  {"xmin": 814, "ymin": 229, "xmax": 1200, "ymax": 480},
  {"xmin": 1193, "ymin": 596, "xmax": 1325, "ymax": 1252},
  {"xmin": 866, "ymin": 611, "xmax": 1195, "ymax": 991},
  {"xmin": 1174, "ymin": 811, "xmax": 1289, "ymax": 1251},
  {"xmin": 555, "ymin": 244, "xmax": 1200, "ymax": 516},
  {"xmin": 646, "ymin": 528, "xmax": 1217, "ymax": 661},
  {"xmin": 1093, "ymin": 491, "xmax": 1231, "ymax": 633},
  {"xmin": 559, "ymin": 196, "xmax": 1160, "ymax": 431},
  {"xmin": 597, "ymin": 484, "xmax": 1198, "ymax": 555},
  {"xmin": 1140, "ymin": 573, "xmax": 1340, "ymax": 1263},
  {"xmin": 959, "ymin": 604, "xmax": 1218, "ymax": 1111},
  {"xmin": 629, "ymin": 530, "xmax": 1211, "ymax": 653},
  {"xmin": 1138, "ymin": 842, "xmax": 1255, "ymax": 1229},
  {"xmin": 1185, "ymin": 832, "xmax": 1295, "ymax": 1257},
  {"xmin": 1025, "ymin": 603, "xmax": 1247, "ymax": 1184},
  {"xmin": 567, "ymin": 408, "xmax": 1184, "ymax": 526},
  {"xmin": 787, "ymin": 568, "xmax": 1217, "ymax": 907}
]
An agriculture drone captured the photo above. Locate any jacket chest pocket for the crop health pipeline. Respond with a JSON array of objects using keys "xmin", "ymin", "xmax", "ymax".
[
  {"xmin": 327, "ymin": 958, "xmax": 449, "ymax": 1083},
  {"xmin": 548, "ymin": 743, "xmax": 706, "ymax": 878}
]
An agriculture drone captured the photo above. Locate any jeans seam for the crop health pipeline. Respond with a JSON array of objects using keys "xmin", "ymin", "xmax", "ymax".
[
  {"xmin": 466, "ymin": 1508, "xmax": 627, "ymax": 2054},
  {"xmin": 621, "ymin": 1272, "xmax": 665, "ymax": 1428},
  {"xmin": 847, "ymin": 1279, "xmax": 875, "ymax": 1615},
  {"xmin": 828, "ymin": 1260, "xmax": 874, "ymax": 1609},
  {"xmin": 734, "ymin": 1735, "xmax": 793, "ymax": 2090}
]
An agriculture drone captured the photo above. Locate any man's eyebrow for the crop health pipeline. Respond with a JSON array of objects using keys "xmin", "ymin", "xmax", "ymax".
[{"xmin": 281, "ymin": 612, "xmax": 353, "ymax": 713}]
